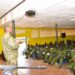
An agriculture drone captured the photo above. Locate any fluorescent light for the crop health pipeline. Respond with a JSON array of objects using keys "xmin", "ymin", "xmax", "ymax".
[{"xmin": 70, "ymin": 19, "xmax": 75, "ymax": 21}]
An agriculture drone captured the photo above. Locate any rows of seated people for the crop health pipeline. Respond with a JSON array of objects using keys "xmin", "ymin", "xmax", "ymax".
[{"xmin": 25, "ymin": 40, "xmax": 75, "ymax": 67}]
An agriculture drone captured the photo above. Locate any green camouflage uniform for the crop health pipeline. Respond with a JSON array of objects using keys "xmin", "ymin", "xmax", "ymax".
[{"xmin": 2, "ymin": 33, "xmax": 19, "ymax": 65}]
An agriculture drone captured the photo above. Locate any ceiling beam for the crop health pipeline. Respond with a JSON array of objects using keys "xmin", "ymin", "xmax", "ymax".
[{"xmin": 0, "ymin": 0, "xmax": 26, "ymax": 19}]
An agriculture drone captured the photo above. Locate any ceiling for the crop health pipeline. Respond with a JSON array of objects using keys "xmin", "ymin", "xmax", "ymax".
[
  {"xmin": 0, "ymin": 0, "xmax": 23, "ymax": 18},
  {"xmin": 0, "ymin": 0, "xmax": 75, "ymax": 28}
]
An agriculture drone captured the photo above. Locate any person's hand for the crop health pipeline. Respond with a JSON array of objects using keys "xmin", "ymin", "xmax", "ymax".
[{"xmin": 16, "ymin": 40, "xmax": 23, "ymax": 44}]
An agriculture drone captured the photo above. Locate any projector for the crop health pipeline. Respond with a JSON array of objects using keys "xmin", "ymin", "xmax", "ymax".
[{"xmin": 25, "ymin": 10, "xmax": 36, "ymax": 17}]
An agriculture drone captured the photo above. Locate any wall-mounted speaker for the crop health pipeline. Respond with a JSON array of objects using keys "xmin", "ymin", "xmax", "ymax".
[{"xmin": 61, "ymin": 33, "xmax": 66, "ymax": 38}]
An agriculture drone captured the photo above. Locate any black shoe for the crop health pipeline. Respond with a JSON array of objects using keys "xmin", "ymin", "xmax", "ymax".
[{"xmin": 48, "ymin": 62, "xmax": 51, "ymax": 64}]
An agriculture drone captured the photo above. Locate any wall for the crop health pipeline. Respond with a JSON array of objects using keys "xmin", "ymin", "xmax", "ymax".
[
  {"xmin": 0, "ymin": 27, "xmax": 4, "ymax": 54},
  {"xmin": 16, "ymin": 28, "xmax": 75, "ymax": 45},
  {"xmin": 0, "ymin": 27, "xmax": 75, "ymax": 54}
]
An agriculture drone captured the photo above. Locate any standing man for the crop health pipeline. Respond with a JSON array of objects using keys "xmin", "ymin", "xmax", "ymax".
[{"xmin": 2, "ymin": 25, "xmax": 19, "ymax": 65}]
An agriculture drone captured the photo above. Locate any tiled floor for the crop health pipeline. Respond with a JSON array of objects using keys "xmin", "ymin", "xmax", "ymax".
[{"xmin": 0, "ymin": 58, "xmax": 73, "ymax": 75}]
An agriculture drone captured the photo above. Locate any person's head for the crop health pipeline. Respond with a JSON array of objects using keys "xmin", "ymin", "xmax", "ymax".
[{"xmin": 4, "ymin": 25, "xmax": 13, "ymax": 34}]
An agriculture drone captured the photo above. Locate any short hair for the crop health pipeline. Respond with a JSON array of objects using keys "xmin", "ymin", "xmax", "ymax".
[{"xmin": 3, "ymin": 25, "xmax": 10, "ymax": 32}]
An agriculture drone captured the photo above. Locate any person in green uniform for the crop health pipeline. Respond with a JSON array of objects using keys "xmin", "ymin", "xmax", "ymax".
[{"xmin": 2, "ymin": 25, "xmax": 20, "ymax": 65}]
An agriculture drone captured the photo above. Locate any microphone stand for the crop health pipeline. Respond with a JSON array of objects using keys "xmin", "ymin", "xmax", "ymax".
[{"xmin": 0, "ymin": 65, "xmax": 47, "ymax": 75}]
